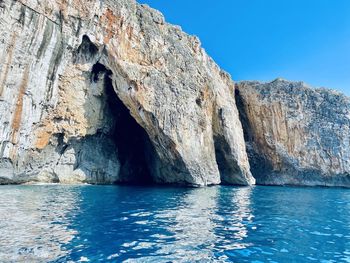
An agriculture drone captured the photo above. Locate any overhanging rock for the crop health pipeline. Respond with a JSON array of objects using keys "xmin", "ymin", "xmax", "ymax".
[{"xmin": 0, "ymin": 0, "xmax": 254, "ymax": 186}]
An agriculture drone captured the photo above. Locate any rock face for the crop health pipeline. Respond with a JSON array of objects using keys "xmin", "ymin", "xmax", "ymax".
[
  {"xmin": 0, "ymin": 0, "xmax": 254, "ymax": 186},
  {"xmin": 1, "ymin": 0, "xmax": 348, "ymax": 188},
  {"xmin": 236, "ymin": 79, "xmax": 350, "ymax": 187}
]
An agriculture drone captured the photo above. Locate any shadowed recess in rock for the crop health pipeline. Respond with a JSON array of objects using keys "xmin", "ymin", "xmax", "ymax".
[
  {"xmin": 91, "ymin": 62, "xmax": 156, "ymax": 185},
  {"xmin": 74, "ymin": 35, "xmax": 98, "ymax": 63},
  {"xmin": 214, "ymin": 135, "xmax": 237, "ymax": 184},
  {"xmin": 234, "ymin": 88, "xmax": 270, "ymax": 184}
]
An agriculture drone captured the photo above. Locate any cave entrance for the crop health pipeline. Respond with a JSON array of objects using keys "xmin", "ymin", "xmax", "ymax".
[
  {"xmin": 91, "ymin": 63, "xmax": 155, "ymax": 185},
  {"xmin": 214, "ymin": 135, "xmax": 238, "ymax": 185}
]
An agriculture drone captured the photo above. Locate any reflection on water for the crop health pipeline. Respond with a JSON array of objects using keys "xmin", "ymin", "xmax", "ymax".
[
  {"xmin": 214, "ymin": 187, "xmax": 254, "ymax": 255},
  {"xmin": 149, "ymin": 187, "xmax": 221, "ymax": 261},
  {"xmin": 0, "ymin": 186, "xmax": 80, "ymax": 262},
  {"xmin": 0, "ymin": 185, "xmax": 350, "ymax": 262}
]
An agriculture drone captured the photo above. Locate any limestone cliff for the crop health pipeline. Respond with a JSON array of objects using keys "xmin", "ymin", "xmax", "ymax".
[
  {"xmin": 1, "ymin": 0, "xmax": 348, "ymax": 188},
  {"xmin": 236, "ymin": 79, "xmax": 350, "ymax": 187},
  {"xmin": 0, "ymin": 0, "xmax": 254, "ymax": 186}
]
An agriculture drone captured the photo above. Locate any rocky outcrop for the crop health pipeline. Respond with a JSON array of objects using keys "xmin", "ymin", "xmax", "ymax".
[
  {"xmin": 0, "ymin": 0, "xmax": 254, "ymax": 186},
  {"xmin": 1, "ymin": 0, "xmax": 348, "ymax": 188},
  {"xmin": 236, "ymin": 79, "xmax": 350, "ymax": 187}
]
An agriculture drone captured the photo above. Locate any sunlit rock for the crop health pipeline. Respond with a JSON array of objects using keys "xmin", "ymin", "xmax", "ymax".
[
  {"xmin": 236, "ymin": 79, "xmax": 350, "ymax": 187},
  {"xmin": 0, "ymin": 0, "xmax": 253, "ymax": 186}
]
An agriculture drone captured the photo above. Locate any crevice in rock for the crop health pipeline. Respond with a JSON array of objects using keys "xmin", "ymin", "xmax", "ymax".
[
  {"xmin": 234, "ymin": 87, "xmax": 271, "ymax": 184},
  {"xmin": 91, "ymin": 62, "xmax": 156, "ymax": 185},
  {"xmin": 234, "ymin": 88, "xmax": 254, "ymax": 142},
  {"xmin": 214, "ymin": 135, "xmax": 232, "ymax": 184},
  {"xmin": 16, "ymin": 1, "xmax": 60, "ymax": 26},
  {"xmin": 74, "ymin": 35, "xmax": 98, "ymax": 64},
  {"xmin": 213, "ymin": 134, "xmax": 240, "ymax": 185}
]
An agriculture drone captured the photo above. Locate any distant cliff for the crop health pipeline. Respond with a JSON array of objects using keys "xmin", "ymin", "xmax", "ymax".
[
  {"xmin": 0, "ymin": 0, "xmax": 348, "ymax": 187},
  {"xmin": 236, "ymin": 80, "xmax": 350, "ymax": 187}
]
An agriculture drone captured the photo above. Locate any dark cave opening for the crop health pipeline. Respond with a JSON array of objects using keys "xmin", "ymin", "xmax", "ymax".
[
  {"xmin": 234, "ymin": 88, "xmax": 251, "ymax": 142},
  {"xmin": 234, "ymin": 87, "xmax": 270, "ymax": 184},
  {"xmin": 214, "ymin": 135, "xmax": 241, "ymax": 185},
  {"xmin": 214, "ymin": 135, "xmax": 231, "ymax": 184},
  {"xmin": 91, "ymin": 63, "xmax": 156, "ymax": 185},
  {"xmin": 74, "ymin": 35, "xmax": 98, "ymax": 64}
]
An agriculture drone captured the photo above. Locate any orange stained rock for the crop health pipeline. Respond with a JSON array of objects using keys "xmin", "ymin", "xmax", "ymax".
[
  {"xmin": 35, "ymin": 127, "xmax": 54, "ymax": 150},
  {"xmin": 101, "ymin": 8, "xmax": 119, "ymax": 44},
  {"xmin": 11, "ymin": 65, "xmax": 30, "ymax": 144}
]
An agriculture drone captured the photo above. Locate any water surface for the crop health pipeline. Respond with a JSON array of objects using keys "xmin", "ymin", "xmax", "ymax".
[{"xmin": 0, "ymin": 185, "xmax": 349, "ymax": 262}]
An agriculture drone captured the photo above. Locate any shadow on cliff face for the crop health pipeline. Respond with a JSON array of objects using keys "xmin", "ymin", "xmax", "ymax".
[
  {"xmin": 234, "ymin": 87, "xmax": 272, "ymax": 184},
  {"xmin": 91, "ymin": 63, "xmax": 156, "ymax": 185},
  {"xmin": 73, "ymin": 35, "xmax": 98, "ymax": 64},
  {"xmin": 213, "ymin": 135, "xmax": 240, "ymax": 185}
]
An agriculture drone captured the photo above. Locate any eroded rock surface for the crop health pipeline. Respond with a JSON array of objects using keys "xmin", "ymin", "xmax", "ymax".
[
  {"xmin": 236, "ymin": 79, "xmax": 350, "ymax": 187},
  {"xmin": 0, "ymin": 0, "xmax": 254, "ymax": 186}
]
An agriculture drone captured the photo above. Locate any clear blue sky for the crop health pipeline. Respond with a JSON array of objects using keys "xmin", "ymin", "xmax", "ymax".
[{"xmin": 137, "ymin": 0, "xmax": 350, "ymax": 94}]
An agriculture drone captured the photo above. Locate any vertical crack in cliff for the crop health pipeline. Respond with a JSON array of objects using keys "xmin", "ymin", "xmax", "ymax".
[
  {"xmin": 213, "ymin": 134, "xmax": 243, "ymax": 185},
  {"xmin": 91, "ymin": 62, "xmax": 155, "ymax": 185},
  {"xmin": 234, "ymin": 86, "xmax": 270, "ymax": 184},
  {"xmin": 234, "ymin": 88, "xmax": 252, "ymax": 142},
  {"xmin": 214, "ymin": 135, "xmax": 234, "ymax": 184}
]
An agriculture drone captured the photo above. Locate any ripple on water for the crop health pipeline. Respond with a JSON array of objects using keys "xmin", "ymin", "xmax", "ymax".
[{"xmin": 0, "ymin": 185, "xmax": 350, "ymax": 262}]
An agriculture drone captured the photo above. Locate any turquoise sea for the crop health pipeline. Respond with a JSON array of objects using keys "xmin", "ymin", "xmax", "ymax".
[{"xmin": 0, "ymin": 185, "xmax": 349, "ymax": 262}]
